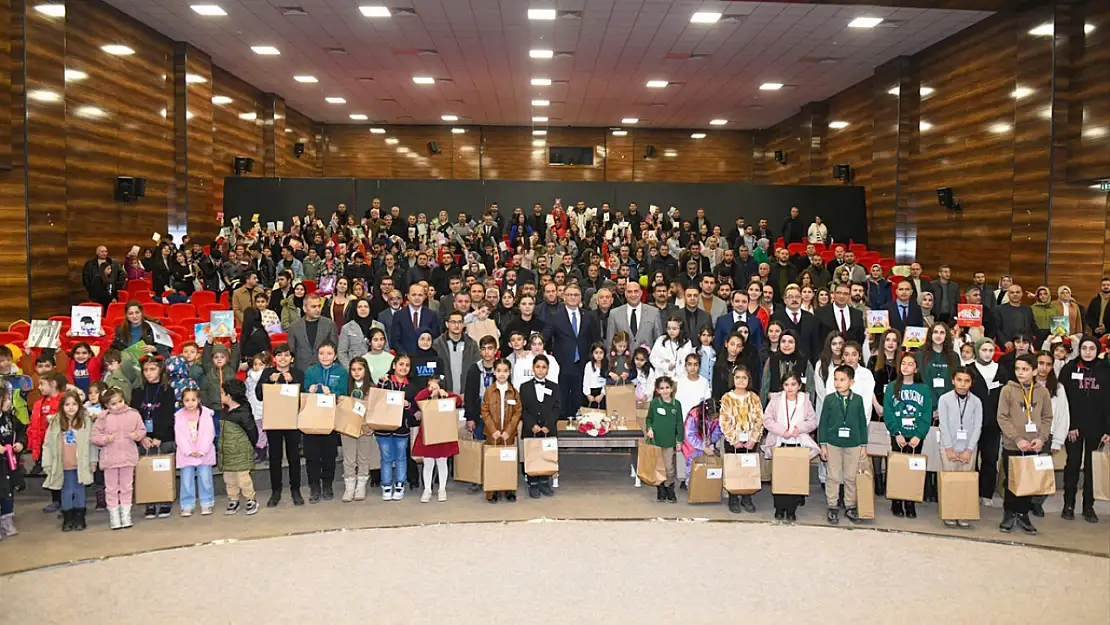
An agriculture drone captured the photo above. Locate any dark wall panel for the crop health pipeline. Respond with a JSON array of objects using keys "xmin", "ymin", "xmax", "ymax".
[{"xmin": 373, "ymin": 180, "xmax": 484, "ymax": 218}]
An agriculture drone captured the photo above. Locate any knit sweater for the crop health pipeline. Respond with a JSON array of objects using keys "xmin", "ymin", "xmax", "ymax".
[
  {"xmin": 882, "ymin": 381, "xmax": 934, "ymax": 439},
  {"xmin": 819, "ymin": 391, "xmax": 868, "ymax": 448},
  {"xmin": 646, "ymin": 396, "xmax": 683, "ymax": 448},
  {"xmin": 936, "ymin": 390, "xmax": 983, "ymax": 453}
]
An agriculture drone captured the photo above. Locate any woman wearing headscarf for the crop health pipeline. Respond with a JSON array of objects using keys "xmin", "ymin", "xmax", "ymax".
[
  {"xmin": 1030, "ymin": 286, "xmax": 1056, "ymax": 340},
  {"xmin": 280, "ymin": 282, "xmax": 307, "ymax": 331},
  {"xmin": 1053, "ymin": 285, "xmax": 1083, "ymax": 342},
  {"xmin": 760, "ymin": 329, "xmax": 815, "ymax": 407},
  {"xmin": 966, "ymin": 337, "xmax": 1011, "ymax": 507},
  {"xmin": 1058, "ymin": 336, "xmax": 1110, "ymax": 523},
  {"xmin": 338, "ymin": 299, "xmax": 384, "ymax": 367}
]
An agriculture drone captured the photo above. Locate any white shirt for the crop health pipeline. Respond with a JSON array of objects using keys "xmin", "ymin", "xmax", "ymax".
[
  {"xmin": 408, "ymin": 304, "xmax": 424, "ymax": 324},
  {"xmin": 512, "ymin": 352, "xmax": 561, "ymax": 389},
  {"xmin": 649, "ymin": 336, "xmax": 694, "ymax": 376},
  {"xmin": 583, "ymin": 362, "xmax": 608, "ymax": 398},
  {"xmin": 731, "ymin": 310, "xmax": 748, "ymax": 324},
  {"xmin": 785, "ymin": 307, "xmax": 802, "ymax": 324},
  {"xmin": 832, "ymin": 305, "xmax": 852, "ymax": 331},
  {"xmin": 626, "ymin": 304, "xmax": 643, "ymax": 328},
  {"xmin": 675, "ymin": 375, "xmax": 712, "ymax": 420}
]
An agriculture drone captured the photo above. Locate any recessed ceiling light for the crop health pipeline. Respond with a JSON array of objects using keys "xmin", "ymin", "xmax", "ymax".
[
  {"xmin": 531, "ymin": 99, "xmax": 550, "ymax": 107},
  {"xmin": 294, "ymin": 75, "xmax": 318, "ymax": 83},
  {"xmin": 1012, "ymin": 86, "xmax": 1033, "ymax": 99},
  {"xmin": 370, "ymin": 128, "xmax": 386, "ymax": 134},
  {"xmin": 611, "ymin": 130, "xmax": 627, "ymax": 136},
  {"xmin": 646, "ymin": 80, "xmax": 669, "ymax": 88},
  {"xmin": 663, "ymin": 149, "xmax": 678, "ymax": 157},
  {"xmin": 33, "ymin": 4, "xmax": 65, "ymax": 17},
  {"xmin": 528, "ymin": 9, "xmax": 556, "ymax": 20},
  {"xmin": 349, "ymin": 114, "xmax": 368, "ymax": 120},
  {"xmin": 1029, "ymin": 23, "xmax": 1053, "ymax": 36},
  {"xmin": 359, "ymin": 6, "xmax": 391, "ymax": 17},
  {"xmin": 64, "ymin": 69, "xmax": 87, "ymax": 81},
  {"xmin": 532, "ymin": 116, "xmax": 548, "ymax": 122},
  {"xmin": 451, "ymin": 128, "xmax": 466, "ymax": 134},
  {"xmin": 412, "ymin": 76, "xmax": 435, "ymax": 85},
  {"xmin": 239, "ymin": 112, "xmax": 257, "ymax": 120},
  {"xmin": 621, "ymin": 117, "xmax": 639, "ymax": 124},
  {"xmin": 690, "ymin": 133, "xmax": 706, "ymax": 139},
  {"xmin": 76, "ymin": 106, "xmax": 106, "ymax": 118},
  {"xmin": 385, "ymin": 137, "xmax": 399, "ymax": 144},
  {"xmin": 102, "ymin": 44, "xmax": 135, "ymax": 55},
  {"xmin": 325, "ymin": 97, "xmax": 347, "ymax": 104},
  {"xmin": 251, "ymin": 46, "xmax": 280, "ymax": 55},
  {"xmin": 190, "ymin": 4, "xmax": 226, "ymax": 16},
  {"xmin": 759, "ymin": 82, "xmax": 783, "ymax": 90},
  {"xmin": 709, "ymin": 119, "xmax": 727, "ymax": 126},
  {"xmin": 532, "ymin": 130, "xmax": 547, "ymax": 136},
  {"xmin": 848, "ymin": 17, "xmax": 883, "ymax": 28},
  {"xmin": 212, "ymin": 96, "xmax": 232, "ymax": 104},
  {"xmin": 532, "ymin": 140, "xmax": 546, "ymax": 147},
  {"xmin": 185, "ymin": 73, "xmax": 206, "ymax": 84},
  {"xmin": 28, "ymin": 90, "xmax": 60, "ymax": 102},
  {"xmin": 988, "ymin": 122, "xmax": 1012, "ymax": 134},
  {"xmin": 690, "ymin": 11, "xmax": 721, "ymax": 24},
  {"xmin": 829, "ymin": 121, "xmax": 850, "ymax": 129},
  {"xmin": 530, "ymin": 49, "xmax": 554, "ymax": 59},
  {"xmin": 441, "ymin": 114, "xmax": 459, "ymax": 121},
  {"xmin": 531, "ymin": 78, "xmax": 552, "ymax": 86},
  {"xmin": 919, "ymin": 121, "xmax": 933, "ymax": 131}
]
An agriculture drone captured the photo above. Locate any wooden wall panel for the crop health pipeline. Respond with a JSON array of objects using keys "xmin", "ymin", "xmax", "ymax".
[
  {"xmin": 209, "ymin": 65, "xmax": 264, "ymax": 242},
  {"xmin": 825, "ymin": 79, "xmax": 874, "ymax": 199},
  {"xmin": 758, "ymin": 113, "xmax": 808, "ymax": 185},
  {"xmin": 630, "ymin": 130, "xmax": 753, "ymax": 183},
  {"xmin": 482, "ymin": 127, "xmax": 606, "ymax": 181},
  {"xmin": 178, "ymin": 43, "xmax": 214, "ymax": 242},
  {"xmin": 0, "ymin": 0, "xmax": 27, "ymax": 322},
  {"xmin": 282, "ymin": 106, "xmax": 321, "ymax": 178},
  {"xmin": 0, "ymin": 0, "xmax": 11, "ymax": 170},
  {"xmin": 1069, "ymin": 0, "xmax": 1110, "ymax": 182},
  {"xmin": 452, "ymin": 127, "xmax": 480, "ymax": 180}
]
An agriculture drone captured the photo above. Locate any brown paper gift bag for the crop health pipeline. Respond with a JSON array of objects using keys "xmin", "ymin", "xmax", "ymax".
[
  {"xmin": 688, "ymin": 454, "xmax": 724, "ymax": 503},
  {"xmin": 771, "ymin": 446, "xmax": 811, "ymax": 495},
  {"xmin": 922, "ymin": 426, "xmax": 942, "ymax": 472},
  {"xmin": 1093, "ymin": 445, "xmax": 1110, "ymax": 501},
  {"xmin": 1052, "ymin": 447, "xmax": 1067, "ymax": 471},
  {"xmin": 453, "ymin": 436, "xmax": 484, "ymax": 484},
  {"xmin": 1008, "ymin": 454, "xmax": 1056, "ymax": 497},
  {"xmin": 298, "ymin": 393, "xmax": 336, "ymax": 434},
  {"xmin": 760, "ymin": 454, "xmax": 773, "ymax": 482},
  {"xmin": 856, "ymin": 465, "xmax": 875, "ymax": 519},
  {"xmin": 410, "ymin": 427, "xmax": 422, "ymax": 463},
  {"xmin": 334, "ymin": 396, "xmax": 369, "ymax": 438},
  {"xmin": 262, "ymin": 384, "xmax": 301, "ymax": 430},
  {"xmin": 365, "ymin": 387, "xmax": 405, "ymax": 431},
  {"xmin": 938, "ymin": 471, "xmax": 980, "ymax": 520},
  {"xmin": 482, "ymin": 444, "xmax": 518, "ymax": 491},
  {"xmin": 723, "ymin": 453, "xmax": 761, "ymax": 495},
  {"xmin": 866, "ymin": 422, "xmax": 890, "ymax": 457},
  {"xmin": 523, "ymin": 437, "xmax": 559, "ymax": 476},
  {"xmin": 418, "ymin": 398, "xmax": 461, "ymax": 445},
  {"xmin": 886, "ymin": 451, "xmax": 926, "ymax": 502},
  {"xmin": 636, "ymin": 439, "xmax": 666, "ymax": 486},
  {"xmin": 607, "ymin": 384, "xmax": 639, "ymax": 425},
  {"xmin": 134, "ymin": 454, "xmax": 176, "ymax": 504}
]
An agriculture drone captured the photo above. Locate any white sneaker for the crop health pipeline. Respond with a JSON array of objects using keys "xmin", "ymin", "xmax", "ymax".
[
  {"xmin": 552, "ymin": 476, "xmax": 559, "ymax": 489},
  {"xmin": 381, "ymin": 486, "xmax": 393, "ymax": 501},
  {"xmin": 392, "ymin": 485, "xmax": 405, "ymax": 501},
  {"xmin": 630, "ymin": 464, "xmax": 636, "ymax": 478},
  {"xmin": 980, "ymin": 497, "xmax": 994, "ymax": 507},
  {"xmin": 437, "ymin": 489, "xmax": 447, "ymax": 502},
  {"xmin": 420, "ymin": 489, "xmax": 432, "ymax": 503},
  {"xmin": 634, "ymin": 476, "xmax": 641, "ymax": 488}
]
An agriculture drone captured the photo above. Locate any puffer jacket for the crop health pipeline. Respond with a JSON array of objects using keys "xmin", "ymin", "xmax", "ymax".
[
  {"xmin": 165, "ymin": 355, "xmax": 200, "ymax": 408},
  {"xmin": 42, "ymin": 417, "xmax": 98, "ymax": 489},
  {"xmin": 90, "ymin": 407, "xmax": 146, "ymax": 469},
  {"xmin": 199, "ymin": 342, "xmax": 241, "ymax": 412},
  {"xmin": 218, "ymin": 404, "xmax": 258, "ymax": 472}
]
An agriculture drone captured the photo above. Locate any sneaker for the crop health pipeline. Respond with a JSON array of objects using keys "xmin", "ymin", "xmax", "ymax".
[
  {"xmin": 905, "ymin": 503, "xmax": 917, "ymax": 519},
  {"xmin": 891, "ymin": 502, "xmax": 905, "ymax": 518},
  {"xmin": 728, "ymin": 495, "xmax": 742, "ymax": 514},
  {"xmin": 381, "ymin": 486, "xmax": 393, "ymax": 501},
  {"xmin": 943, "ymin": 520, "xmax": 958, "ymax": 528},
  {"xmin": 630, "ymin": 464, "xmax": 636, "ymax": 478},
  {"xmin": 437, "ymin": 489, "xmax": 447, "ymax": 502},
  {"xmin": 308, "ymin": 484, "xmax": 321, "ymax": 504},
  {"xmin": 1062, "ymin": 505, "xmax": 1075, "ymax": 520},
  {"xmin": 634, "ymin": 476, "xmax": 641, "ymax": 488},
  {"xmin": 421, "ymin": 489, "xmax": 433, "ymax": 503},
  {"xmin": 505, "ymin": 491, "xmax": 517, "ymax": 502},
  {"xmin": 740, "ymin": 495, "xmax": 756, "ymax": 513},
  {"xmin": 785, "ymin": 511, "xmax": 796, "ymax": 522},
  {"xmin": 225, "ymin": 501, "xmax": 241, "ymax": 515},
  {"xmin": 468, "ymin": 484, "xmax": 483, "ymax": 494},
  {"xmin": 1082, "ymin": 509, "xmax": 1100, "ymax": 524},
  {"xmin": 144, "ymin": 505, "xmax": 157, "ymax": 520},
  {"xmin": 774, "ymin": 509, "xmax": 785, "ymax": 521},
  {"xmin": 665, "ymin": 486, "xmax": 677, "ymax": 503},
  {"xmin": 552, "ymin": 476, "xmax": 559, "ymax": 488},
  {"xmin": 827, "ymin": 508, "xmax": 839, "ymax": 525},
  {"xmin": 321, "ymin": 482, "xmax": 334, "ymax": 501},
  {"xmin": 980, "ymin": 497, "xmax": 994, "ymax": 507},
  {"xmin": 844, "ymin": 508, "xmax": 861, "ymax": 524},
  {"xmin": 391, "ymin": 485, "xmax": 405, "ymax": 501},
  {"xmin": 266, "ymin": 492, "xmax": 281, "ymax": 508},
  {"xmin": 180, "ymin": 509, "xmax": 194, "ymax": 518},
  {"xmin": 200, "ymin": 506, "xmax": 213, "ymax": 516},
  {"xmin": 528, "ymin": 485, "xmax": 541, "ymax": 499},
  {"xmin": 290, "ymin": 489, "xmax": 304, "ymax": 506},
  {"xmin": 1030, "ymin": 502, "xmax": 1045, "ymax": 517},
  {"xmin": 158, "ymin": 504, "xmax": 172, "ymax": 518},
  {"xmin": 487, "ymin": 492, "xmax": 499, "ymax": 503},
  {"xmin": 245, "ymin": 500, "xmax": 259, "ymax": 516},
  {"xmin": 956, "ymin": 520, "xmax": 971, "ymax": 529},
  {"xmin": 999, "ymin": 512, "xmax": 1016, "ymax": 533},
  {"xmin": 1016, "ymin": 513, "xmax": 1037, "ymax": 535}
]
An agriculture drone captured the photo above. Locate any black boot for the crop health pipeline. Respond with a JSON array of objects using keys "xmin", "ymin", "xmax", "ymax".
[
  {"xmin": 740, "ymin": 495, "xmax": 756, "ymax": 513},
  {"xmin": 666, "ymin": 485, "xmax": 677, "ymax": 503},
  {"xmin": 266, "ymin": 491, "xmax": 281, "ymax": 508},
  {"xmin": 95, "ymin": 486, "xmax": 107, "ymax": 512},
  {"xmin": 1083, "ymin": 508, "xmax": 1100, "ymax": 523},
  {"xmin": 1061, "ymin": 505, "xmax": 1075, "ymax": 520},
  {"xmin": 61, "ymin": 509, "xmax": 73, "ymax": 532},
  {"xmin": 290, "ymin": 488, "xmax": 305, "ymax": 506},
  {"xmin": 656, "ymin": 485, "xmax": 665, "ymax": 502},
  {"xmin": 905, "ymin": 502, "xmax": 917, "ymax": 519},
  {"xmin": 727, "ymin": 494, "xmax": 741, "ymax": 513},
  {"xmin": 1030, "ymin": 502, "xmax": 1045, "ymax": 517},
  {"xmin": 75, "ymin": 508, "xmax": 87, "ymax": 531},
  {"xmin": 308, "ymin": 482, "xmax": 322, "ymax": 504},
  {"xmin": 891, "ymin": 500, "xmax": 905, "ymax": 518},
  {"xmin": 321, "ymin": 480, "xmax": 334, "ymax": 501},
  {"xmin": 1016, "ymin": 513, "xmax": 1037, "ymax": 535},
  {"xmin": 999, "ymin": 511, "xmax": 1016, "ymax": 533}
]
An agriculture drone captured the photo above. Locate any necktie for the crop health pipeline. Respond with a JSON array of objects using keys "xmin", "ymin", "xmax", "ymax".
[
  {"xmin": 839, "ymin": 308, "xmax": 847, "ymax": 333},
  {"xmin": 630, "ymin": 309, "xmax": 639, "ymax": 336},
  {"xmin": 571, "ymin": 310, "xmax": 580, "ymax": 361},
  {"xmin": 899, "ymin": 304, "xmax": 906, "ymax": 321},
  {"xmin": 792, "ymin": 312, "xmax": 798, "ymax": 325},
  {"xmin": 413, "ymin": 308, "xmax": 419, "ymax": 328}
]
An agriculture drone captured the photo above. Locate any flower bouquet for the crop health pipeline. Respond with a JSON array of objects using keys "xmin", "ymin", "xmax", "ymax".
[{"xmin": 575, "ymin": 409, "xmax": 611, "ymax": 437}]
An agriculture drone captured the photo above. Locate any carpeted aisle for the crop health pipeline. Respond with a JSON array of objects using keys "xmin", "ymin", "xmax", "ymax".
[{"xmin": 2, "ymin": 520, "xmax": 1107, "ymax": 625}]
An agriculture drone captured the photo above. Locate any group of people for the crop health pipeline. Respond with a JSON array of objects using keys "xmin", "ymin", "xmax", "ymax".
[{"xmin": 2, "ymin": 199, "xmax": 1106, "ymax": 541}]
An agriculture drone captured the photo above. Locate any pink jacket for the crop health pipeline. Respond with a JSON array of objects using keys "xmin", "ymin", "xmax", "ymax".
[
  {"xmin": 760, "ymin": 391, "xmax": 820, "ymax": 459},
  {"xmin": 90, "ymin": 407, "xmax": 146, "ymax": 469},
  {"xmin": 174, "ymin": 407, "xmax": 216, "ymax": 467}
]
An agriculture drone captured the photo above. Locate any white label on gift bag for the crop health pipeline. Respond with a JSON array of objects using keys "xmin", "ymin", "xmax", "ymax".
[
  {"xmin": 1033, "ymin": 456, "xmax": 1053, "ymax": 471},
  {"xmin": 152, "ymin": 458, "xmax": 171, "ymax": 472},
  {"xmin": 908, "ymin": 457, "xmax": 926, "ymax": 471},
  {"xmin": 1025, "ymin": 421, "xmax": 1038, "ymax": 433},
  {"xmin": 956, "ymin": 430, "xmax": 968, "ymax": 440},
  {"xmin": 458, "ymin": 409, "xmax": 466, "ymax": 422},
  {"xmin": 706, "ymin": 468, "xmax": 723, "ymax": 480},
  {"xmin": 438, "ymin": 399, "xmax": 454, "ymax": 412},
  {"xmin": 932, "ymin": 377, "xmax": 945, "ymax": 388},
  {"xmin": 500, "ymin": 448, "xmax": 517, "ymax": 462},
  {"xmin": 353, "ymin": 401, "xmax": 366, "ymax": 417},
  {"xmin": 541, "ymin": 438, "xmax": 558, "ymax": 451},
  {"xmin": 280, "ymin": 385, "xmax": 298, "ymax": 397},
  {"xmin": 1072, "ymin": 372, "xmax": 1084, "ymax": 381},
  {"xmin": 739, "ymin": 432, "xmax": 750, "ymax": 443},
  {"xmin": 740, "ymin": 455, "xmax": 757, "ymax": 468},
  {"xmin": 316, "ymin": 394, "xmax": 335, "ymax": 408},
  {"xmin": 386, "ymin": 391, "xmax": 403, "ymax": 406},
  {"xmin": 838, "ymin": 427, "xmax": 851, "ymax": 439}
]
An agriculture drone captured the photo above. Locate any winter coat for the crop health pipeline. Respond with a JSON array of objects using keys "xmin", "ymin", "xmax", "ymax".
[
  {"xmin": 174, "ymin": 407, "xmax": 216, "ymax": 467},
  {"xmin": 997, "ymin": 380, "xmax": 1053, "ymax": 452},
  {"xmin": 1058, "ymin": 346, "xmax": 1109, "ymax": 439},
  {"xmin": 480, "ymin": 383, "xmax": 521, "ymax": 445},
  {"xmin": 0, "ymin": 409, "xmax": 27, "ymax": 500},
  {"xmin": 132, "ymin": 383, "xmax": 177, "ymax": 443},
  {"xmin": 42, "ymin": 417, "xmax": 98, "ymax": 489},
  {"xmin": 90, "ymin": 407, "xmax": 146, "ymax": 469},
  {"xmin": 199, "ymin": 343, "xmax": 241, "ymax": 411},
  {"xmin": 218, "ymin": 404, "xmax": 258, "ymax": 472}
]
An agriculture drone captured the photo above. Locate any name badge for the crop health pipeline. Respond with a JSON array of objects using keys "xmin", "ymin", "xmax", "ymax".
[
  {"xmin": 838, "ymin": 427, "xmax": 851, "ymax": 439},
  {"xmin": 657, "ymin": 407, "xmax": 667, "ymax": 415},
  {"xmin": 987, "ymin": 380, "xmax": 1001, "ymax": 391},
  {"xmin": 1071, "ymin": 372, "xmax": 1084, "ymax": 381},
  {"xmin": 507, "ymin": 399, "xmax": 517, "ymax": 405},
  {"xmin": 800, "ymin": 376, "xmax": 808, "ymax": 385},
  {"xmin": 738, "ymin": 432, "xmax": 750, "ymax": 443},
  {"xmin": 144, "ymin": 418, "xmax": 154, "ymax": 432},
  {"xmin": 932, "ymin": 378, "xmax": 945, "ymax": 388},
  {"xmin": 901, "ymin": 417, "xmax": 914, "ymax": 428},
  {"xmin": 1025, "ymin": 421, "xmax": 1038, "ymax": 433},
  {"xmin": 956, "ymin": 430, "xmax": 968, "ymax": 441},
  {"xmin": 426, "ymin": 362, "xmax": 436, "ymax": 370}
]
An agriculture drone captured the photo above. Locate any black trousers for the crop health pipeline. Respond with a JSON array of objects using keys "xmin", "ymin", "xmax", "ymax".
[
  {"xmin": 303, "ymin": 433, "xmax": 337, "ymax": 485},
  {"xmin": 267, "ymin": 429, "xmax": 302, "ymax": 490},
  {"xmin": 1001, "ymin": 448, "xmax": 1032, "ymax": 514},
  {"xmin": 977, "ymin": 421, "xmax": 1002, "ymax": 499},
  {"xmin": 1063, "ymin": 432, "xmax": 1100, "ymax": 510},
  {"xmin": 562, "ymin": 365, "xmax": 584, "ymax": 419}
]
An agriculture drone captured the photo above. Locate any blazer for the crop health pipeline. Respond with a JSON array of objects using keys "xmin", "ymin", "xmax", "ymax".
[
  {"xmin": 712, "ymin": 309, "xmax": 764, "ymax": 352},
  {"xmin": 543, "ymin": 305, "xmax": 600, "ymax": 373},
  {"xmin": 884, "ymin": 299, "xmax": 925, "ymax": 334},
  {"xmin": 676, "ymin": 306, "xmax": 713, "ymax": 338},
  {"xmin": 814, "ymin": 304, "xmax": 866, "ymax": 347},
  {"xmin": 519, "ymin": 379, "xmax": 562, "ymax": 438},
  {"xmin": 389, "ymin": 305, "xmax": 441, "ymax": 355},
  {"xmin": 770, "ymin": 308, "xmax": 822, "ymax": 364},
  {"xmin": 480, "ymin": 384, "xmax": 522, "ymax": 445},
  {"xmin": 606, "ymin": 304, "xmax": 663, "ymax": 351},
  {"xmin": 337, "ymin": 319, "xmax": 386, "ymax": 368},
  {"xmin": 287, "ymin": 316, "xmax": 338, "ymax": 368},
  {"xmin": 432, "ymin": 334, "xmax": 480, "ymax": 395}
]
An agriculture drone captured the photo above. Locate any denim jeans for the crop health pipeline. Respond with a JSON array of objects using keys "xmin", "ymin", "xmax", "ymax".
[
  {"xmin": 61, "ymin": 469, "xmax": 86, "ymax": 510},
  {"xmin": 377, "ymin": 436, "xmax": 408, "ymax": 487},
  {"xmin": 0, "ymin": 496, "xmax": 12, "ymax": 515},
  {"xmin": 179, "ymin": 465, "xmax": 215, "ymax": 511}
]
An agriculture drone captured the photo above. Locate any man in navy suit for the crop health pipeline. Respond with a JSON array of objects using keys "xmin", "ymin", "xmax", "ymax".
[
  {"xmin": 713, "ymin": 289, "xmax": 763, "ymax": 351},
  {"xmin": 389, "ymin": 283, "xmax": 440, "ymax": 354},
  {"xmin": 884, "ymin": 281, "xmax": 925, "ymax": 334},
  {"xmin": 543, "ymin": 284, "xmax": 600, "ymax": 418}
]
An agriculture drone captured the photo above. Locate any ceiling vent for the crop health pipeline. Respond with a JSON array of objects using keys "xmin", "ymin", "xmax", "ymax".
[
  {"xmin": 392, "ymin": 7, "xmax": 416, "ymax": 16},
  {"xmin": 325, "ymin": 47, "xmax": 347, "ymax": 55},
  {"xmin": 279, "ymin": 6, "xmax": 307, "ymax": 16},
  {"xmin": 557, "ymin": 10, "xmax": 582, "ymax": 19}
]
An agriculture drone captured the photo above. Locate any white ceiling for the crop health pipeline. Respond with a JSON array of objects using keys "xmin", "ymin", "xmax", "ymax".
[{"xmin": 103, "ymin": 0, "xmax": 994, "ymax": 129}]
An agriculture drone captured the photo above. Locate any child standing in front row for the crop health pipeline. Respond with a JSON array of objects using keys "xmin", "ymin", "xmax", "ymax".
[
  {"xmin": 645, "ymin": 376, "xmax": 682, "ymax": 503},
  {"xmin": 91, "ymin": 387, "xmax": 146, "ymax": 530},
  {"xmin": 42, "ymin": 391, "xmax": 97, "ymax": 532},
  {"xmin": 937, "ymin": 367, "xmax": 982, "ymax": 529},
  {"xmin": 340, "ymin": 357, "xmax": 375, "ymax": 503},
  {"xmin": 174, "ymin": 388, "xmax": 216, "ymax": 517},
  {"xmin": 819, "ymin": 365, "xmax": 868, "ymax": 526},
  {"xmin": 0, "ymin": 384, "xmax": 26, "ymax": 539},
  {"xmin": 302, "ymin": 341, "xmax": 346, "ymax": 503},
  {"xmin": 480, "ymin": 358, "xmax": 521, "ymax": 503},
  {"xmin": 244, "ymin": 353, "xmax": 271, "ymax": 465},
  {"xmin": 413, "ymin": 376, "xmax": 462, "ymax": 503},
  {"xmin": 219, "ymin": 379, "xmax": 260, "ymax": 516},
  {"xmin": 376, "ymin": 354, "xmax": 416, "ymax": 501},
  {"xmin": 84, "ymin": 382, "xmax": 108, "ymax": 513}
]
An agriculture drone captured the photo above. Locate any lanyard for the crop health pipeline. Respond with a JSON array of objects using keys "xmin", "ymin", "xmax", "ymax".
[
  {"xmin": 143, "ymin": 385, "xmax": 159, "ymax": 419},
  {"xmin": 1021, "ymin": 383, "xmax": 1034, "ymax": 421},
  {"xmin": 955, "ymin": 393, "xmax": 968, "ymax": 428},
  {"xmin": 785, "ymin": 397, "xmax": 798, "ymax": 429}
]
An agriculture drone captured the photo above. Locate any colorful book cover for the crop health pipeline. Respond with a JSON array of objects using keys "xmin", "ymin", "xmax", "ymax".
[
  {"xmin": 1050, "ymin": 316, "xmax": 1069, "ymax": 337},
  {"xmin": 194, "ymin": 323, "xmax": 211, "ymax": 346},
  {"xmin": 956, "ymin": 304, "xmax": 983, "ymax": 327},
  {"xmin": 902, "ymin": 326, "xmax": 927, "ymax": 349},
  {"xmin": 70, "ymin": 305, "xmax": 102, "ymax": 337},
  {"xmin": 123, "ymin": 341, "xmax": 147, "ymax": 363},
  {"xmin": 867, "ymin": 310, "xmax": 890, "ymax": 334},
  {"xmin": 27, "ymin": 320, "xmax": 63, "ymax": 349},
  {"xmin": 209, "ymin": 311, "xmax": 234, "ymax": 338}
]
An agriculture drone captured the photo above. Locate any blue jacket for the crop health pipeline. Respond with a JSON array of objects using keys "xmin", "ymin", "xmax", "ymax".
[
  {"xmin": 866, "ymin": 278, "xmax": 892, "ymax": 310},
  {"xmin": 713, "ymin": 310, "xmax": 763, "ymax": 352},
  {"xmin": 302, "ymin": 363, "xmax": 348, "ymax": 396}
]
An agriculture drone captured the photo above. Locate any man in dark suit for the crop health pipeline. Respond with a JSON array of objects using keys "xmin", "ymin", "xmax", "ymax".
[
  {"xmin": 389, "ymin": 283, "xmax": 441, "ymax": 354},
  {"xmin": 884, "ymin": 281, "xmax": 925, "ymax": 334},
  {"xmin": 771, "ymin": 285, "xmax": 821, "ymax": 362},
  {"xmin": 677, "ymin": 286, "xmax": 713, "ymax": 338},
  {"xmin": 907, "ymin": 262, "xmax": 932, "ymax": 306},
  {"xmin": 287, "ymin": 294, "xmax": 339, "ymax": 367},
  {"xmin": 543, "ymin": 284, "xmax": 600, "ymax": 418},
  {"xmin": 713, "ymin": 290, "xmax": 763, "ymax": 351},
  {"xmin": 815, "ymin": 282, "xmax": 866, "ymax": 346},
  {"xmin": 520, "ymin": 355, "xmax": 561, "ymax": 498}
]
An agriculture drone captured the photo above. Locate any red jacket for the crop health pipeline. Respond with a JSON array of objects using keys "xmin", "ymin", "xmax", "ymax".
[
  {"xmin": 67, "ymin": 356, "xmax": 103, "ymax": 389},
  {"xmin": 28, "ymin": 394, "xmax": 62, "ymax": 461}
]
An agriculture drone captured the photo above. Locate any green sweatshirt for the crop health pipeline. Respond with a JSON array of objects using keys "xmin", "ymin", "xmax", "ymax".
[
  {"xmin": 819, "ymin": 390, "xmax": 868, "ymax": 448},
  {"xmin": 883, "ymin": 381, "xmax": 934, "ymax": 440},
  {"xmin": 646, "ymin": 396, "xmax": 683, "ymax": 448},
  {"xmin": 917, "ymin": 350, "xmax": 953, "ymax": 404}
]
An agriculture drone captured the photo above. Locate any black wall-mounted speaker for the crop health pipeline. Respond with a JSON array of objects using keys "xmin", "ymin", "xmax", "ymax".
[
  {"xmin": 428, "ymin": 141, "xmax": 441, "ymax": 155},
  {"xmin": 644, "ymin": 145, "xmax": 657, "ymax": 159},
  {"xmin": 293, "ymin": 142, "xmax": 305, "ymax": 158},
  {"xmin": 234, "ymin": 156, "xmax": 254, "ymax": 175}
]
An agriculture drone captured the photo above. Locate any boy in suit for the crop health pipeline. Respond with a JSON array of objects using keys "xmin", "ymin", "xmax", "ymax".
[{"xmin": 520, "ymin": 355, "xmax": 562, "ymax": 498}]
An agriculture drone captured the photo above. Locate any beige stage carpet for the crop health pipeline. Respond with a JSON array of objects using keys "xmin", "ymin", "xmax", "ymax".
[{"xmin": 2, "ymin": 520, "xmax": 1107, "ymax": 625}]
